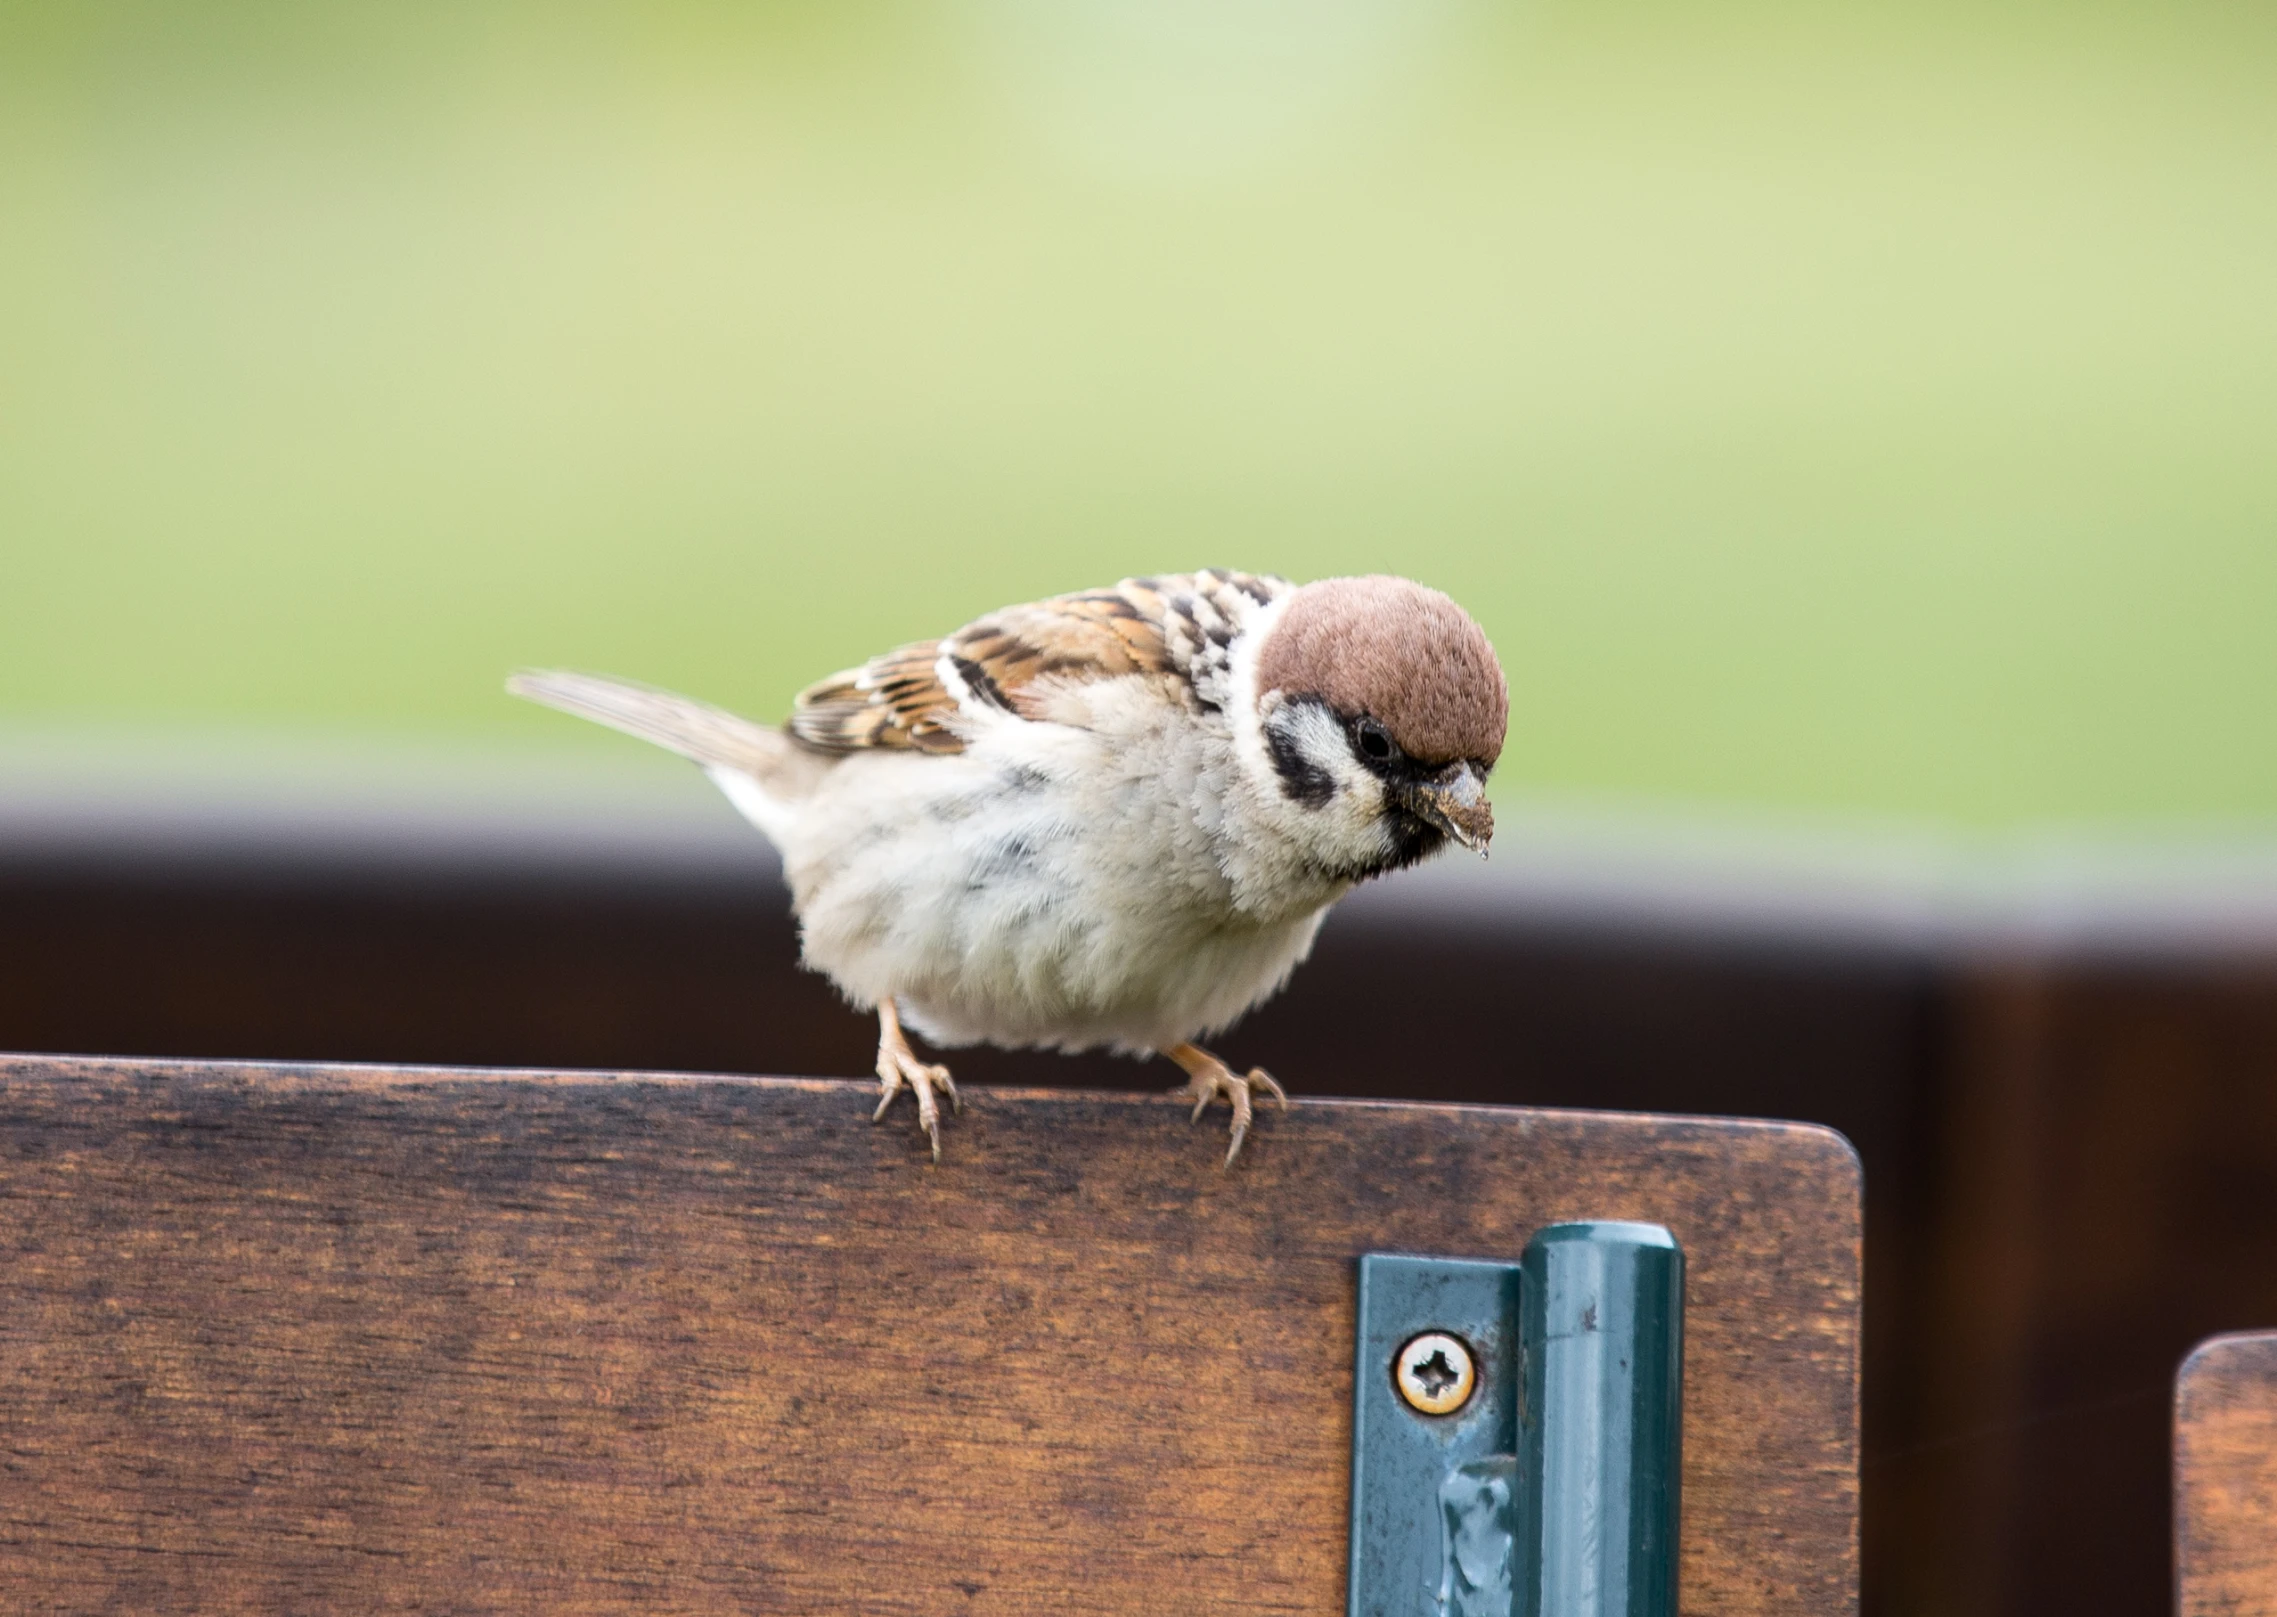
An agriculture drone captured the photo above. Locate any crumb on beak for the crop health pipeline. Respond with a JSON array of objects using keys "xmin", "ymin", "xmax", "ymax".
[{"xmin": 1398, "ymin": 761, "xmax": 1494, "ymax": 854}]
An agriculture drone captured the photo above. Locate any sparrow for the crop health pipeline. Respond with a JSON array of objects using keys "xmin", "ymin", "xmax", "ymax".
[{"xmin": 509, "ymin": 569, "xmax": 1507, "ymax": 1164}]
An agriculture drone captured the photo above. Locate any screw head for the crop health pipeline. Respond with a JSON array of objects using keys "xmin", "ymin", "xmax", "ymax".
[{"xmin": 1393, "ymin": 1331, "xmax": 1476, "ymax": 1416}]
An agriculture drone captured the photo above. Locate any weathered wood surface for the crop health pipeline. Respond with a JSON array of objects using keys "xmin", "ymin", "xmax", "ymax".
[
  {"xmin": 0, "ymin": 1054, "xmax": 1859, "ymax": 1614},
  {"xmin": 2176, "ymin": 1330, "xmax": 2277, "ymax": 1616}
]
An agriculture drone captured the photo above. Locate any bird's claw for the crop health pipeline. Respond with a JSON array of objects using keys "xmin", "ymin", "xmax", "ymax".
[
  {"xmin": 874, "ymin": 1053, "xmax": 957, "ymax": 1161},
  {"xmin": 1172, "ymin": 1055, "xmax": 1286, "ymax": 1168},
  {"xmin": 874, "ymin": 1001, "xmax": 959, "ymax": 1162}
]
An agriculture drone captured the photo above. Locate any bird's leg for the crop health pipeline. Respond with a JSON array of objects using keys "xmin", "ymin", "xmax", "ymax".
[
  {"xmin": 1161, "ymin": 1041, "xmax": 1287, "ymax": 1167},
  {"xmin": 873, "ymin": 997, "xmax": 961, "ymax": 1163}
]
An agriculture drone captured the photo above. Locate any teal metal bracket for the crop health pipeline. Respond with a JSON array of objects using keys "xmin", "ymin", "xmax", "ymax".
[
  {"xmin": 1348, "ymin": 1224, "xmax": 1685, "ymax": 1617},
  {"xmin": 1350, "ymin": 1255, "xmax": 1524, "ymax": 1617}
]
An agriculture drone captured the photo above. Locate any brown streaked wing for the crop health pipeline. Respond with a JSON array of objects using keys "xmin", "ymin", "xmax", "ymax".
[
  {"xmin": 950, "ymin": 585, "xmax": 1181, "ymax": 720},
  {"xmin": 785, "ymin": 572, "xmax": 1283, "ymax": 755},
  {"xmin": 788, "ymin": 640, "xmax": 966, "ymax": 755}
]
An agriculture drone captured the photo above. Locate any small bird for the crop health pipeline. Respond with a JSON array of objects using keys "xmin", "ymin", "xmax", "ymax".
[{"xmin": 509, "ymin": 569, "xmax": 1506, "ymax": 1164}]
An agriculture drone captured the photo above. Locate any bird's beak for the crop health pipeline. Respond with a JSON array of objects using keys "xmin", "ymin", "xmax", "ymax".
[{"xmin": 1401, "ymin": 761, "xmax": 1495, "ymax": 855}]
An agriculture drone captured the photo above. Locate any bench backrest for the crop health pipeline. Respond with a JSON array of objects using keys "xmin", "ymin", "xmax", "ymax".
[{"xmin": 0, "ymin": 1054, "xmax": 1859, "ymax": 1613}]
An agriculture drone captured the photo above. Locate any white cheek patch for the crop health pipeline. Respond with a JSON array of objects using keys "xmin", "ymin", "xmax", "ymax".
[{"xmin": 1272, "ymin": 702, "xmax": 1382, "ymax": 814}]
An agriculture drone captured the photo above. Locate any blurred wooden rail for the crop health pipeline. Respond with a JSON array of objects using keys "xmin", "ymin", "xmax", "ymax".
[
  {"xmin": 2175, "ymin": 1331, "xmax": 2277, "ymax": 1616},
  {"xmin": 0, "ymin": 1055, "xmax": 1858, "ymax": 1615}
]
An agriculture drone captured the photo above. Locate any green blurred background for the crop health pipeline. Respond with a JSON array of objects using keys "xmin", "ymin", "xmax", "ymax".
[{"xmin": 4, "ymin": 0, "xmax": 2272, "ymax": 830}]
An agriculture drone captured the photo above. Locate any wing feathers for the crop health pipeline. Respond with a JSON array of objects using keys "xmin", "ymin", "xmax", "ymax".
[
  {"xmin": 517, "ymin": 569, "xmax": 1289, "ymax": 771},
  {"xmin": 788, "ymin": 641, "xmax": 968, "ymax": 755},
  {"xmin": 786, "ymin": 570, "xmax": 1287, "ymax": 755}
]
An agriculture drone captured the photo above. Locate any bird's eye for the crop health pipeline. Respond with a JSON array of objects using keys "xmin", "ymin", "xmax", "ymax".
[{"xmin": 1354, "ymin": 719, "xmax": 1395, "ymax": 761}]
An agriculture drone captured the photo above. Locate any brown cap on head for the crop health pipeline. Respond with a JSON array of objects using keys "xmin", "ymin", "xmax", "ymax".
[{"xmin": 1254, "ymin": 576, "xmax": 1508, "ymax": 768}]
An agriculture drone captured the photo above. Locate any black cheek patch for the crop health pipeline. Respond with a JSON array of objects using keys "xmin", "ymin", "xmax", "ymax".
[{"xmin": 1266, "ymin": 722, "xmax": 1335, "ymax": 808}]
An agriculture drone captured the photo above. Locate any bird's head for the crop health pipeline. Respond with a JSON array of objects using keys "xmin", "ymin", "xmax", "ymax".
[{"xmin": 1245, "ymin": 575, "xmax": 1508, "ymax": 882}]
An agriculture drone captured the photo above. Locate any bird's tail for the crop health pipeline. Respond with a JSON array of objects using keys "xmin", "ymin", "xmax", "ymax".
[{"xmin": 506, "ymin": 670, "xmax": 828, "ymax": 841}]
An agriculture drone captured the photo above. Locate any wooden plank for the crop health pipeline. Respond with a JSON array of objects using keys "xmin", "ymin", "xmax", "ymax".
[
  {"xmin": 2176, "ymin": 1330, "xmax": 2277, "ymax": 1615},
  {"xmin": 0, "ymin": 1054, "xmax": 1859, "ymax": 1615}
]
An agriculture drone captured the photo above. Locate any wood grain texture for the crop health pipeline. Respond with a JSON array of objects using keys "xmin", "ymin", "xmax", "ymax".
[
  {"xmin": 2176, "ymin": 1331, "xmax": 2277, "ymax": 1616},
  {"xmin": 0, "ymin": 1054, "xmax": 1859, "ymax": 1615}
]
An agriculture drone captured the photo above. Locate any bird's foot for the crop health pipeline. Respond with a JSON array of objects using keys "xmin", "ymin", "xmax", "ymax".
[
  {"xmin": 873, "ymin": 999, "xmax": 961, "ymax": 1162},
  {"xmin": 1162, "ymin": 1042, "xmax": 1287, "ymax": 1167}
]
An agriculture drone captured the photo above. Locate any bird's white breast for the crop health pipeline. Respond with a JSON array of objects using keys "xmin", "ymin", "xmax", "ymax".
[{"xmin": 771, "ymin": 679, "xmax": 1346, "ymax": 1055}]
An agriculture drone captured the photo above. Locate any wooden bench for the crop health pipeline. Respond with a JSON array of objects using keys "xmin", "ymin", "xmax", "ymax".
[
  {"xmin": 2176, "ymin": 1330, "xmax": 2277, "ymax": 1615},
  {"xmin": 0, "ymin": 1054, "xmax": 1860, "ymax": 1613}
]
